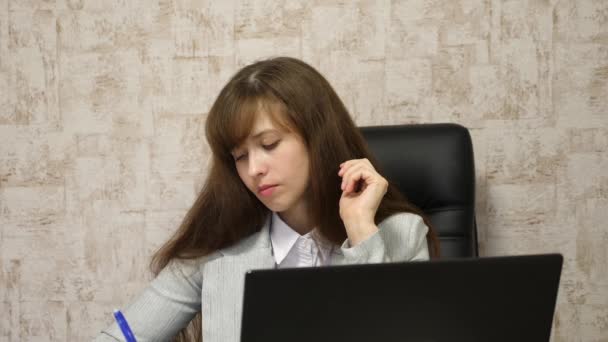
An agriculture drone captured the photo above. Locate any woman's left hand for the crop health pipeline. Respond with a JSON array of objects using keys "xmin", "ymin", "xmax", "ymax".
[{"xmin": 338, "ymin": 158, "xmax": 389, "ymax": 245}]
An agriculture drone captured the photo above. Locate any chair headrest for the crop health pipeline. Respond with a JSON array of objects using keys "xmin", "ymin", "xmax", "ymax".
[{"xmin": 360, "ymin": 123, "xmax": 477, "ymax": 257}]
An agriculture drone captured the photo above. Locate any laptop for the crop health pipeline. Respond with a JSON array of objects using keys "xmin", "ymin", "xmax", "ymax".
[{"xmin": 240, "ymin": 254, "xmax": 562, "ymax": 342}]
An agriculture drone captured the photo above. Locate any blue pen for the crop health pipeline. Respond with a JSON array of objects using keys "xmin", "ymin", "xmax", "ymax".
[{"xmin": 113, "ymin": 309, "xmax": 137, "ymax": 342}]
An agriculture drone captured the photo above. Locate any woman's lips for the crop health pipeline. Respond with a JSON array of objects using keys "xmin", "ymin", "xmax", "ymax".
[{"xmin": 259, "ymin": 185, "xmax": 278, "ymax": 196}]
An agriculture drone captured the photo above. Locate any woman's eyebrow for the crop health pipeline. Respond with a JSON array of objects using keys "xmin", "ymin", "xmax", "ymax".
[{"xmin": 249, "ymin": 129, "xmax": 280, "ymax": 139}]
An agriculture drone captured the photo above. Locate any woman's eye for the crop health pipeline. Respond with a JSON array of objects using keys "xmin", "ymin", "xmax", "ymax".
[
  {"xmin": 262, "ymin": 141, "xmax": 280, "ymax": 150},
  {"xmin": 234, "ymin": 140, "xmax": 279, "ymax": 161}
]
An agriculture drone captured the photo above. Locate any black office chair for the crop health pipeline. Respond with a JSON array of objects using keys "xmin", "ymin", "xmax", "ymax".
[{"xmin": 360, "ymin": 123, "xmax": 478, "ymax": 258}]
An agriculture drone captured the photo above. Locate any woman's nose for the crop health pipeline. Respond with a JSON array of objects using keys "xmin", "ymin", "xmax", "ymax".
[{"xmin": 247, "ymin": 152, "xmax": 267, "ymax": 177}]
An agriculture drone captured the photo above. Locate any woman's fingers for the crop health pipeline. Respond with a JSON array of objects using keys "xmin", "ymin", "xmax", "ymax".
[
  {"xmin": 340, "ymin": 162, "xmax": 362, "ymax": 191},
  {"xmin": 338, "ymin": 158, "xmax": 372, "ymax": 179},
  {"xmin": 339, "ymin": 158, "xmax": 372, "ymax": 174},
  {"xmin": 339, "ymin": 159, "xmax": 379, "ymax": 194},
  {"xmin": 346, "ymin": 167, "xmax": 370, "ymax": 193}
]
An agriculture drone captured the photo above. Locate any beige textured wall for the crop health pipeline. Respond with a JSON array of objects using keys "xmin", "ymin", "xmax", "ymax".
[{"xmin": 0, "ymin": 0, "xmax": 606, "ymax": 340}]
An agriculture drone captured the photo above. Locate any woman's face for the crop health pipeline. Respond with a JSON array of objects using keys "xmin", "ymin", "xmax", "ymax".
[{"xmin": 231, "ymin": 109, "xmax": 310, "ymax": 219}]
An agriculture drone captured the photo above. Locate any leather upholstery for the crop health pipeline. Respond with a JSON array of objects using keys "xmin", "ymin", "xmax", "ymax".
[{"xmin": 360, "ymin": 123, "xmax": 478, "ymax": 258}]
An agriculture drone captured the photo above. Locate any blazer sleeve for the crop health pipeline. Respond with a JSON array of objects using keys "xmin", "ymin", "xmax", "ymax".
[
  {"xmin": 93, "ymin": 257, "xmax": 206, "ymax": 342},
  {"xmin": 339, "ymin": 213, "xmax": 430, "ymax": 263}
]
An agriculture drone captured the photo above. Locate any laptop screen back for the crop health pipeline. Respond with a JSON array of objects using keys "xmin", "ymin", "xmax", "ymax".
[{"xmin": 240, "ymin": 254, "xmax": 562, "ymax": 342}]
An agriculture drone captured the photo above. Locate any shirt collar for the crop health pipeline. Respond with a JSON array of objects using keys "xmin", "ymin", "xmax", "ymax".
[
  {"xmin": 270, "ymin": 212, "xmax": 301, "ymax": 264},
  {"xmin": 269, "ymin": 212, "xmax": 333, "ymax": 265}
]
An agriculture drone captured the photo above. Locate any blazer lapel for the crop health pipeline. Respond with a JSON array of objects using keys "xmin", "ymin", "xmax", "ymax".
[
  {"xmin": 201, "ymin": 219, "xmax": 275, "ymax": 342},
  {"xmin": 330, "ymin": 244, "xmax": 347, "ymax": 265}
]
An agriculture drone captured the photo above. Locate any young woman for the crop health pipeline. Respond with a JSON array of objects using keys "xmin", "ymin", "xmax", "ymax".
[{"xmin": 95, "ymin": 57, "xmax": 439, "ymax": 342}]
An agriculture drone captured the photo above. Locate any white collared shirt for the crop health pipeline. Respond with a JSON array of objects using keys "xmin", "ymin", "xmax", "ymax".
[{"xmin": 270, "ymin": 212, "xmax": 333, "ymax": 268}]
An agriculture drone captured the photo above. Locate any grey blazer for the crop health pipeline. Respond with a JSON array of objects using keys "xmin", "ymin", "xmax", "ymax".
[{"xmin": 94, "ymin": 212, "xmax": 429, "ymax": 342}]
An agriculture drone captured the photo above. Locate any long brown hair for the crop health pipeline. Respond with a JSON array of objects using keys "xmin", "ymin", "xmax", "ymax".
[{"xmin": 151, "ymin": 56, "xmax": 440, "ymax": 341}]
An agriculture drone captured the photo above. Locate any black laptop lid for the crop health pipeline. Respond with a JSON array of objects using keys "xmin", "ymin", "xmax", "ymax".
[{"xmin": 240, "ymin": 254, "xmax": 562, "ymax": 342}]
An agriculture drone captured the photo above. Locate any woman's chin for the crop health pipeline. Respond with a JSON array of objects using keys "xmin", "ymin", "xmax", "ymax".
[
  {"xmin": 259, "ymin": 198, "xmax": 293, "ymax": 213},
  {"xmin": 262, "ymin": 203, "xmax": 286, "ymax": 213}
]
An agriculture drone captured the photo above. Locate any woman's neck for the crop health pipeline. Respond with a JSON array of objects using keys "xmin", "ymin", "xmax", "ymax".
[{"xmin": 278, "ymin": 204, "xmax": 314, "ymax": 235}]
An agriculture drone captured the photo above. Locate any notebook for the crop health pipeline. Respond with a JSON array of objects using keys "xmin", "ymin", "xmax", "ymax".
[{"xmin": 240, "ymin": 254, "xmax": 562, "ymax": 342}]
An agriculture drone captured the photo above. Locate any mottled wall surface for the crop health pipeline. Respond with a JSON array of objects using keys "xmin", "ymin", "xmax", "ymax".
[{"xmin": 0, "ymin": 0, "xmax": 606, "ymax": 340}]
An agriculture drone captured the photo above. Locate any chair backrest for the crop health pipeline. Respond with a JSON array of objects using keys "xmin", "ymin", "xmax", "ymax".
[{"xmin": 360, "ymin": 123, "xmax": 478, "ymax": 258}]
